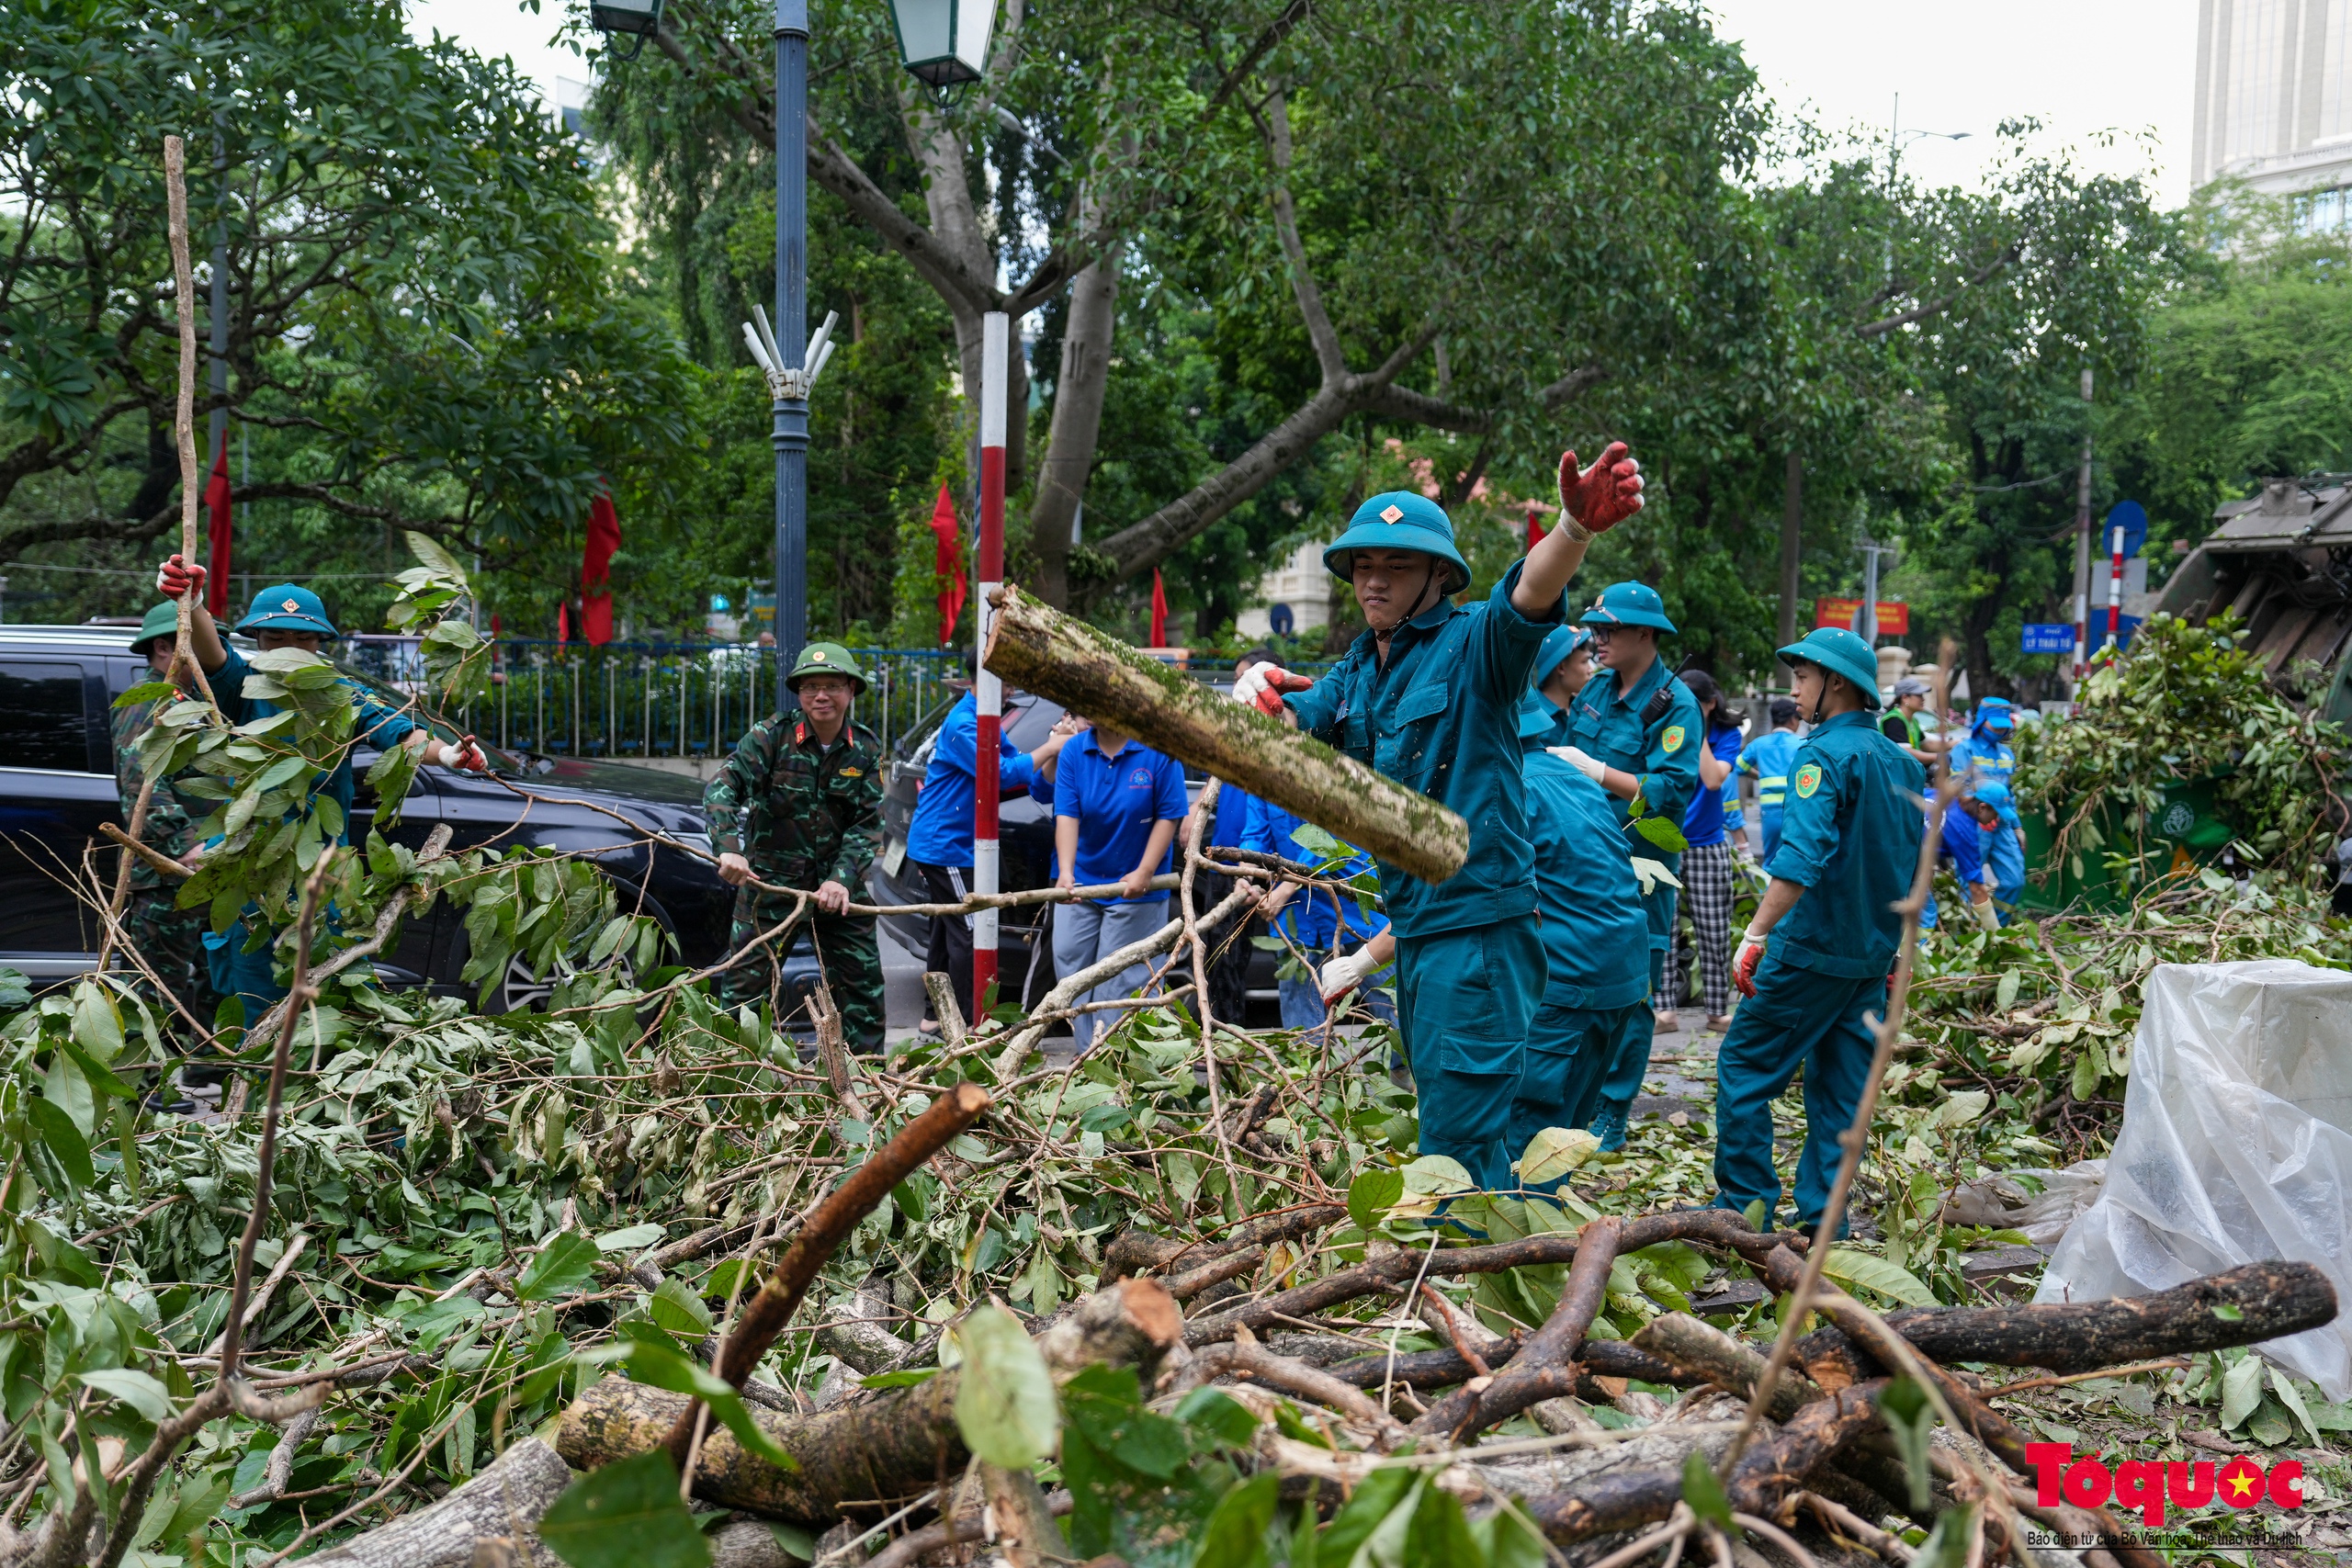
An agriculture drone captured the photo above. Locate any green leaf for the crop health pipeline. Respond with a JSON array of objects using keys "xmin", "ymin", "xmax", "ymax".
[
  {"xmin": 650, "ymin": 1277, "xmax": 713, "ymax": 1338},
  {"xmin": 2211, "ymin": 1302, "xmax": 2245, "ymax": 1322},
  {"xmin": 515, "ymin": 1232, "xmax": 602, "ymax": 1302},
  {"xmin": 1391, "ymin": 1155, "xmax": 1476, "ymax": 1221},
  {"xmin": 1995, "ymin": 969, "xmax": 2021, "ymax": 1010},
  {"xmin": 955, "ymin": 1304, "xmax": 1058, "ymax": 1468},
  {"xmin": 1346, "ymin": 1167, "xmax": 1405, "ymax": 1231},
  {"xmin": 1633, "ymin": 814, "xmax": 1690, "ymax": 853},
  {"xmin": 1912, "ymin": 1504, "xmax": 1975, "ymax": 1568},
  {"xmin": 597, "ymin": 1224, "xmax": 666, "ymax": 1254},
  {"xmin": 1173, "ymin": 1388, "xmax": 1262, "ymax": 1448},
  {"xmin": 2221, "ymin": 1353, "xmax": 2265, "ymax": 1430},
  {"xmin": 71, "ymin": 981, "xmax": 124, "ymax": 1062},
  {"xmin": 1679, "ymin": 1450, "xmax": 1733, "ymax": 1529},
  {"xmin": 27, "ymin": 1096, "xmax": 94, "ymax": 1191},
  {"xmin": 858, "ymin": 1369, "xmax": 939, "ymax": 1389},
  {"xmin": 1193, "ymin": 1472, "xmax": 1280, "ymax": 1568},
  {"xmin": 1516, "ymin": 1126, "xmax": 1600, "ymax": 1186},
  {"xmin": 1823, "ymin": 1247, "xmax": 1938, "ymax": 1307},
  {"xmin": 2269, "ymin": 1366, "xmax": 2323, "ymax": 1446},
  {"xmin": 1876, "ymin": 1377, "xmax": 1936, "ymax": 1511},
  {"xmin": 77, "ymin": 1367, "xmax": 175, "ymax": 1421},
  {"xmin": 538, "ymin": 1452, "xmax": 712, "ymax": 1568}
]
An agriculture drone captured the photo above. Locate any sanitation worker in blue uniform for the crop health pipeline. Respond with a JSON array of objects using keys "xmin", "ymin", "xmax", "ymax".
[
  {"xmin": 1949, "ymin": 698, "xmax": 2026, "ymax": 904},
  {"xmin": 1510, "ymin": 694, "xmax": 1652, "ymax": 1187},
  {"xmin": 1550, "ymin": 581, "xmax": 1702, "ymax": 1149},
  {"xmin": 1234, "ymin": 447, "xmax": 1647, "ymax": 1193},
  {"xmin": 1713, "ymin": 626, "xmax": 1924, "ymax": 1235},
  {"xmin": 1738, "ymin": 697, "xmax": 1802, "ymax": 863}
]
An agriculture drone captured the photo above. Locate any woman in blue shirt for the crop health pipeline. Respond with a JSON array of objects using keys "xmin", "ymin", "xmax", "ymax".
[
  {"xmin": 1041, "ymin": 723, "xmax": 1188, "ymax": 1050},
  {"xmin": 1241, "ymin": 795, "xmax": 1396, "ymax": 1032},
  {"xmin": 1663, "ymin": 671, "xmax": 1743, "ymax": 1027}
]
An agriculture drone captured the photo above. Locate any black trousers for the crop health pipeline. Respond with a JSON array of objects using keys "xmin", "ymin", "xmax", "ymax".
[
  {"xmin": 913, "ymin": 860, "xmax": 976, "ymax": 1027},
  {"xmin": 1196, "ymin": 870, "xmax": 1254, "ymax": 1024}
]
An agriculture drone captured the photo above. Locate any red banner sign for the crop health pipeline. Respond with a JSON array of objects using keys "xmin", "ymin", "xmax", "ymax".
[{"xmin": 1815, "ymin": 597, "xmax": 1909, "ymax": 636}]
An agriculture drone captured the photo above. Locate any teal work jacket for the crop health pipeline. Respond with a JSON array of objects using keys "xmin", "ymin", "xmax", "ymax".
[
  {"xmin": 1763, "ymin": 710, "xmax": 1927, "ymax": 979},
  {"xmin": 1283, "ymin": 561, "xmax": 1562, "ymax": 938},
  {"xmin": 1523, "ymin": 751, "xmax": 1651, "ymax": 1010},
  {"xmin": 1563, "ymin": 656, "xmax": 1702, "ymax": 835}
]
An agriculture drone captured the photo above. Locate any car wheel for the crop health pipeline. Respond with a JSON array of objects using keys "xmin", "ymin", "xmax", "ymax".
[{"xmin": 496, "ymin": 954, "xmax": 560, "ymax": 1014}]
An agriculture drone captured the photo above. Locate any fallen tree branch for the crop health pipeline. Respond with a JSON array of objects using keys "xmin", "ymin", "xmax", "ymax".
[{"xmin": 1412, "ymin": 1216, "xmax": 1622, "ymax": 1438}]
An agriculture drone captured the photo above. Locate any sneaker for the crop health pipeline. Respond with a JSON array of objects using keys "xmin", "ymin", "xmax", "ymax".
[{"xmin": 1589, "ymin": 1103, "xmax": 1629, "ymax": 1154}]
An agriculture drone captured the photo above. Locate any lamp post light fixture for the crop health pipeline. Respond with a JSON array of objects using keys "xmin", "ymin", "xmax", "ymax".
[
  {"xmin": 887, "ymin": 0, "xmax": 996, "ymax": 87},
  {"xmin": 586, "ymin": 0, "xmax": 666, "ymax": 62}
]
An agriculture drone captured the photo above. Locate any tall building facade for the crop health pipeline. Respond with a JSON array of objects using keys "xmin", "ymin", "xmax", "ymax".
[{"xmin": 2194, "ymin": 0, "xmax": 2352, "ymax": 222}]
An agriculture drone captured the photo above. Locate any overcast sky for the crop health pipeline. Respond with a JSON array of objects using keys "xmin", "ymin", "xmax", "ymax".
[{"xmin": 408, "ymin": 0, "xmax": 2203, "ymax": 207}]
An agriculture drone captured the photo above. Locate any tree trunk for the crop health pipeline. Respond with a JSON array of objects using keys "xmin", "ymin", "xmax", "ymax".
[
  {"xmin": 558, "ymin": 1281, "xmax": 1182, "ymax": 1522},
  {"xmin": 1029, "ymin": 183, "xmax": 1122, "ymax": 610},
  {"xmin": 981, "ymin": 585, "xmax": 1469, "ymax": 885},
  {"xmin": 295, "ymin": 1438, "xmax": 573, "ymax": 1568},
  {"xmin": 902, "ymin": 94, "xmax": 1028, "ymax": 493}
]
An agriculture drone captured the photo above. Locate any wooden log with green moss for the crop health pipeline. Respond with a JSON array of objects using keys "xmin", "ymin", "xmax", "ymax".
[{"xmin": 982, "ymin": 585, "xmax": 1468, "ymax": 884}]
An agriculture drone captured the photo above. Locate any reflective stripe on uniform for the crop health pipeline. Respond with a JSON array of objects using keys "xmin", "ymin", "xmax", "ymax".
[{"xmin": 1757, "ymin": 773, "xmax": 1789, "ymax": 806}]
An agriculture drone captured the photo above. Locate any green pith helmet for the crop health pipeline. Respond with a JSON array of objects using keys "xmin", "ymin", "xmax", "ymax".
[
  {"xmin": 786, "ymin": 641, "xmax": 868, "ymax": 694},
  {"xmin": 1777, "ymin": 626, "xmax": 1883, "ymax": 709},
  {"xmin": 1321, "ymin": 491, "xmax": 1473, "ymax": 595},
  {"xmin": 130, "ymin": 602, "xmax": 182, "ymax": 657},
  {"xmin": 1578, "ymin": 580, "xmax": 1677, "ymax": 633}
]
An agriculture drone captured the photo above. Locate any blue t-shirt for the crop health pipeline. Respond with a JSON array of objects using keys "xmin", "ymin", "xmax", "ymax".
[
  {"xmin": 1046, "ymin": 735, "xmax": 1187, "ymax": 903},
  {"xmin": 1208, "ymin": 784, "xmax": 1258, "ymax": 851},
  {"xmin": 906, "ymin": 693, "xmax": 1040, "ymax": 868},
  {"xmin": 1680, "ymin": 725, "xmax": 1743, "ymax": 847},
  {"xmin": 1938, "ymin": 808, "xmax": 1985, "ymax": 886},
  {"xmin": 1239, "ymin": 795, "xmax": 1385, "ymax": 952}
]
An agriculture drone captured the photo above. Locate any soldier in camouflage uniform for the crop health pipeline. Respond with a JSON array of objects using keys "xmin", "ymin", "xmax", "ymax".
[
  {"xmin": 706, "ymin": 643, "xmax": 887, "ymax": 1048},
  {"xmin": 112, "ymin": 603, "xmax": 218, "ymax": 1021}
]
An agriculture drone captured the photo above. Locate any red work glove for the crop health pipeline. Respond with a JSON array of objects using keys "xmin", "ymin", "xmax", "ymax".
[
  {"xmin": 1733, "ymin": 927, "xmax": 1768, "ymax": 998},
  {"xmin": 442, "ymin": 736, "xmax": 490, "ymax": 772},
  {"xmin": 1557, "ymin": 442, "xmax": 1645, "ymax": 538},
  {"xmin": 157, "ymin": 553, "xmax": 207, "ymax": 600},
  {"xmin": 1231, "ymin": 663, "xmax": 1314, "ymax": 717}
]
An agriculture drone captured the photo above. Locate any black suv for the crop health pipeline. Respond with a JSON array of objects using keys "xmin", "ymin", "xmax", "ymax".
[
  {"xmin": 867, "ymin": 685, "xmax": 1282, "ymax": 1017},
  {"xmin": 0, "ymin": 624, "xmax": 745, "ymax": 1010}
]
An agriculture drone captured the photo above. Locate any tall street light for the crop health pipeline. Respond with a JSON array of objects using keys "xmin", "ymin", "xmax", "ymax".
[{"xmin": 591, "ymin": 0, "xmax": 994, "ymax": 711}]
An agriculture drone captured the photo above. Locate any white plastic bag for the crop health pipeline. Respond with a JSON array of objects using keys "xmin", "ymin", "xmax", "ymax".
[
  {"xmin": 1939, "ymin": 1160, "xmax": 2107, "ymax": 1246},
  {"xmin": 2038, "ymin": 960, "xmax": 2352, "ymax": 1398}
]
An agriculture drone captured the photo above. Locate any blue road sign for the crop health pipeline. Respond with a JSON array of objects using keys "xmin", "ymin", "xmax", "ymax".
[
  {"xmin": 2023, "ymin": 623, "xmax": 2075, "ymax": 655},
  {"xmin": 2106, "ymin": 500, "xmax": 2147, "ymax": 557}
]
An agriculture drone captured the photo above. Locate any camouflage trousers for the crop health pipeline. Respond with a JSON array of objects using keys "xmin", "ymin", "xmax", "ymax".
[
  {"xmin": 716, "ymin": 895, "xmax": 886, "ymax": 1050},
  {"xmin": 125, "ymin": 888, "xmax": 219, "ymax": 1027}
]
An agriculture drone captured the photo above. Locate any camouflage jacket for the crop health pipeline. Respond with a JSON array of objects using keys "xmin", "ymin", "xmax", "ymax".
[
  {"xmin": 111, "ymin": 695, "xmax": 209, "ymax": 890},
  {"xmin": 704, "ymin": 715, "xmax": 883, "ymax": 892}
]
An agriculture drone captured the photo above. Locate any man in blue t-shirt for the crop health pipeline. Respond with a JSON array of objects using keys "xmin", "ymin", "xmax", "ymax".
[
  {"xmin": 1241, "ymin": 795, "xmax": 1396, "ymax": 1032},
  {"xmin": 1041, "ymin": 725, "xmax": 1188, "ymax": 1050},
  {"xmin": 905, "ymin": 650, "xmax": 1081, "ymax": 1029}
]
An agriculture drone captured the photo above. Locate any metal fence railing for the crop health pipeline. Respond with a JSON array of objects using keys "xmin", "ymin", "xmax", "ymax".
[
  {"xmin": 338, "ymin": 637, "xmax": 1340, "ymax": 763},
  {"xmin": 340, "ymin": 638, "xmax": 969, "ymax": 761}
]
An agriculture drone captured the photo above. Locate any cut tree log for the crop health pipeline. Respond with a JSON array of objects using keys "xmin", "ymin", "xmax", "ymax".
[
  {"xmin": 295, "ymin": 1438, "xmax": 574, "ymax": 1568},
  {"xmin": 1798, "ymin": 1258, "xmax": 2339, "ymax": 1377},
  {"xmin": 1317, "ymin": 1337, "xmax": 1696, "ymax": 1395},
  {"xmin": 561, "ymin": 1281, "xmax": 1182, "ymax": 1521},
  {"xmin": 1410, "ymin": 1216, "xmax": 1622, "ymax": 1438},
  {"xmin": 982, "ymin": 583, "xmax": 1467, "ymax": 884},
  {"xmin": 1632, "ymin": 1312, "xmax": 1817, "ymax": 1423}
]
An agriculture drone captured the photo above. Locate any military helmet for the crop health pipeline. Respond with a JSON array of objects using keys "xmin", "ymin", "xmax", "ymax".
[
  {"xmin": 1321, "ymin": 491, "xmax": 1473, "ymax": 595},
  {"xmin": 1775, "ymin": 626, "xmax": 1883, "ymax": 709},
  {"xmin": 130, "ymin": 602, "xmax": 182, "ymax": 657},
  {"xmin": 234, "ymin": 583, "xmax": 339, "ymax": 638},
  {"xmin": 1579, "ymin": 581, "xmax": 1677, "ymax": 634},
  {"xmin": 786, "ymin": 641, "xmax": 868, "ymax": 694}
]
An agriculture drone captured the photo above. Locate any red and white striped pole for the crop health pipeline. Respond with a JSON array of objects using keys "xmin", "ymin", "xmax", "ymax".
[
  {"xmin": 972, "ymin": 311, "xmax": 1009, "ymax": 1010},
  {"xmin": 2104, "ymin": 520, "xmax": 2125, "ymax": 652}
]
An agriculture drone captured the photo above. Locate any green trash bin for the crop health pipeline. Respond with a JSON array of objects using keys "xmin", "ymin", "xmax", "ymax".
[{"xmin": 2018, "ymin": 774, "xmax": 2233, "ymax": 913}]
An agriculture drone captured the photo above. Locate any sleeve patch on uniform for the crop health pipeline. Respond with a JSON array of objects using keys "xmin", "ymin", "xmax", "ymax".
[
  {"xmin": 1662, "ymin": 724, "xmax": 1686, "ymax": 754},
  {"xmin": 1794, "ymin": 762, "xmax": 1823, "ymax": 798}
]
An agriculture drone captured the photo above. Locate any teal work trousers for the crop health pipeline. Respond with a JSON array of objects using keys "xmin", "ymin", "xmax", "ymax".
[
  {"xmin": 1712, "ymin": 957, "xmax": 1885, "ymax": 1230},
  {"xmin": 1396, "ymin": 919, "xmax": 1544, "ymax": 1193},
  {"xmin": 1593, "ymin": 948, "xmax": 1667, "ymax": 1121},
  {"xmin": 1509, "ymin": 999, "xmax": 1645, "ymax": 1191}
]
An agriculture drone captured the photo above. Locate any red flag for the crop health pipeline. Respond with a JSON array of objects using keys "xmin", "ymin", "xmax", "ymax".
[
  {"xmin": 1149, "ymin": 568, "xmax": 1169, "ymax": 647},
  {"xmin": 582, "ymin": 491, "xmax": 621, "ymax": 647},
  {"xmin": 557, "ymin": 603, "xmax": 570, "ymax": 642},
  {"xmin": 203, "ymin": 446, "xmax": 232, "ymax": 618},
  {"xmin": 1526, "ymin": 502, "xmax": 1546, "ymax": 552},
  {"xmin": 928, "ymin": 484, "xmax": 967, "ymax": 646}
]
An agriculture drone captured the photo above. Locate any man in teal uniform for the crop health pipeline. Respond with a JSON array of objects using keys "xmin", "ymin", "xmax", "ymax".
[
  {"xmin": 1551, "ymin": 581, "xmax": 1701, "ymax": 1149},
  {"xmin": 1714, "ymin": 626, "xmax": 1924, "ymax": 1235},
  {"xmin": 1519, "ymin": 624, "xmax": 1589, "ymax": 752},
  {"xmin": 153, "ymin": 554, "xmax": 487, "ymax": 1016},
  {"xmin": 1510, "ymin": 694, "xmax": 1652, "ymax": 1190},
  {"xmin": 1238, "ymin": 446, "xmax": 1646, "ymax": 1192}
]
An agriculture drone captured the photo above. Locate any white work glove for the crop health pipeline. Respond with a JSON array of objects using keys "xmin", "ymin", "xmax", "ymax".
[
  {"xmin": 1317, "ymin": 945, "xmax": 1382, "ymax": 1006},
  {"xmin": 1546, "ymin": 745, "xmax": 1608, "ymax": 784},
  {"xmin": 1969, "ymin": 896, "xmax": 1999, "ymax": 932},
  {"xmin": 1232, "ymin": 663, "xmax": 1313, "ymax": 717}
]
